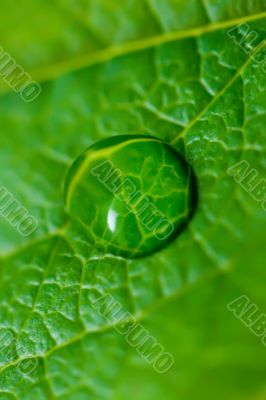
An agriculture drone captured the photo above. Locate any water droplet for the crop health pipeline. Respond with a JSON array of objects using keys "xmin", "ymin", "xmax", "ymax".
[{"xmin": 65, "ymin": 135, "xmax": 197, "ymax": 258}]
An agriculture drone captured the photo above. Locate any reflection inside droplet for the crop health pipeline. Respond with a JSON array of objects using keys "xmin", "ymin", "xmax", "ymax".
[{"xmin": 107, "ymin": 209, "xmax": 118, "ymax": 233}]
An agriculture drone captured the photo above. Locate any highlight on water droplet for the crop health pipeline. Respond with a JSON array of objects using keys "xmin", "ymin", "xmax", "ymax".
[{"xmin": 64, "ymin": 135, "xmax": 197, "ymax": 258}]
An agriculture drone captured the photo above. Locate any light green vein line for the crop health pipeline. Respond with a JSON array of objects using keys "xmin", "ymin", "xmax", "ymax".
[
  {"xmin": 0, "ymin": 264, "xmax": 228, "ymax": 374},
  {"xmin": 66, "ymin": 138, "xmax": 161, "ymax": 209},
  {"xmin": 170, "ymin": 39, "xmax": 266, "ymax": 145},
  {"xmin": 0, "ymin": 222, "xmax": 70, "ymax": 261},
  {"xmin": 0, "ymin": 11, "xmax": 265, "ymax": 95}
]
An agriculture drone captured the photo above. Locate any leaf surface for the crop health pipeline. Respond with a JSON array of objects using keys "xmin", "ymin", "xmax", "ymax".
[{"xmin": 0, "ymin": 2, "xmax": 266, "ymax": 399}]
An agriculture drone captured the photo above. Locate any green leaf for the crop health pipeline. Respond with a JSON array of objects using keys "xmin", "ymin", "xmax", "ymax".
[{"xmin": 0, "ymin": 2, "xmax": 266, "ymax": 399}]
